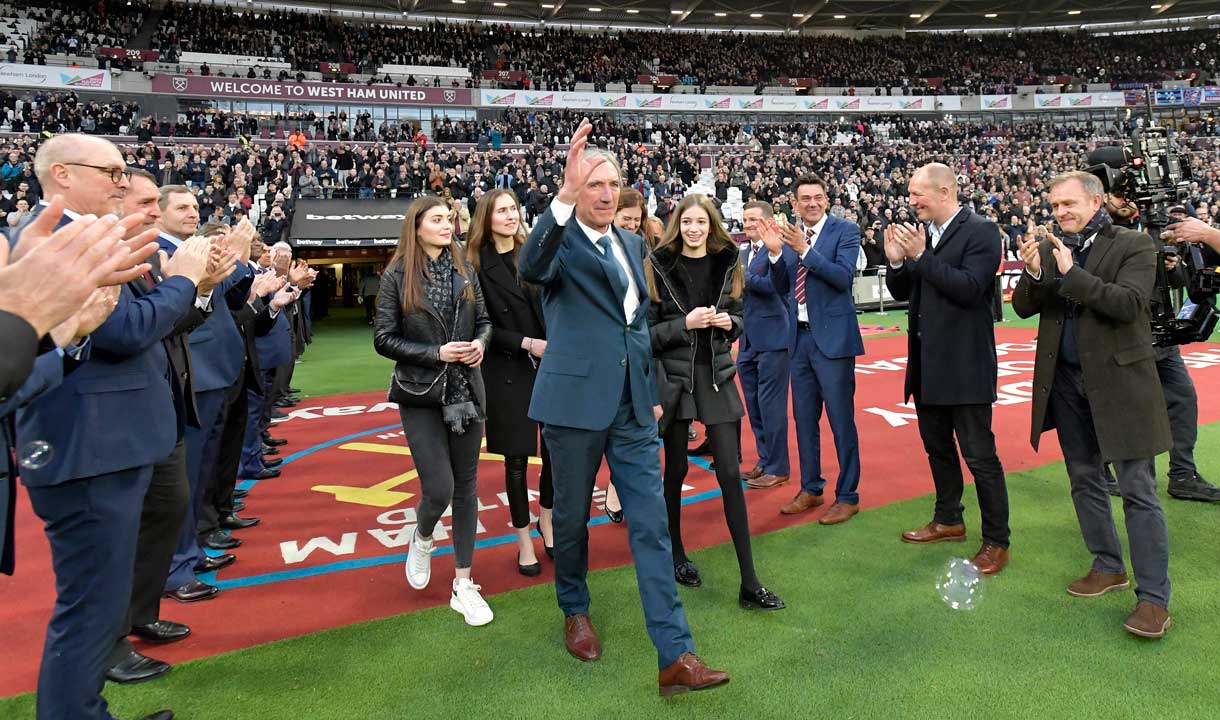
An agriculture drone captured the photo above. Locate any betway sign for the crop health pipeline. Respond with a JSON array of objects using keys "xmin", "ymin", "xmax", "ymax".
[
  {"xmin": 150, "ymin": 74, "xmax": 472, "ymax": 106},
  {"xmin": 289, "ymin": 199, "xmax": 409, "ymax": 244}
]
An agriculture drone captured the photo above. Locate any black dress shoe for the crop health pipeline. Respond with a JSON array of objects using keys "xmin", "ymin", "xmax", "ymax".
[
  {"xmin": 674, "ymin": 560, "xmax": 702, "ymax": 587},
  {"xmin": 165, "ymin": 579, "xmax": 219, "ymax": 603},
  {"xmin": 263, "ymin": 436, "xmax": 288, "ymax": 447},
  {"xmin": 131, "ymin": 620, "xmax": 192, "ymax": 644},
  {"xmin": 246, "ymin": 467, "xmax": 281, "ymax": 480},
  {"xmin": 275, "ymin": 398, "xmax": 297, "ymax": 408},
  {"xmin": 142, "ymin": 712, "xmax": 174, "ymax": 720},
  {"xmin": 232, "ymin": 488, "xmax": 249, "ymax": 499},
  {"xmin": 288, "ymin": 386, "xmax": 301, "ymax": 394},
  {"xmin": 106, "ymin": 650, "xmax": 171, "ymax": 683},
  {"xmin": 739, "ymin": 585, "xmax": 786, "ymax": 611},
  {"xmin": 261, "ymin": 444, "xmax": 280, "ymax": 456},
  {"xmin": 203, "ymin": 529, "xmax": 242, "ymax": 550},
  {"xmin": 263, "ymin": 457, "xmax": 284, "ymax": 469},
  {"xmin": 518, "ymin": 552, "xmax": 542, "ymax": 577},
  {"xmin": 194, "ymin": 553, "xmax": 235, "ymax": 573},
  {"xmin": 537, "ymin": 519, "xmax": 553, "ymax": 559},
  {"xmin": 270, "ymin": 409, "xmax": 288, "ymax": 420},
  {"xmin": 604, "ymin": 505, "xmax": 624, "ymax": 524},
  {"xmin": 220, "ymin": 513, "xmax": 260, "ymax": 530},
  {"xmin": 232, "ymin": 501, "xmax": 246, "ymax": 512}
]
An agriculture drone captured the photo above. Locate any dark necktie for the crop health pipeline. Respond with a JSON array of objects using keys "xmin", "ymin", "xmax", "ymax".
[
  {"xmin": 795, "ymin": 227, "xmax": 815, "ymax": 305},
  {"xmin": 596, "ymin": 235, "xmax": 629, "ymax": 303}
]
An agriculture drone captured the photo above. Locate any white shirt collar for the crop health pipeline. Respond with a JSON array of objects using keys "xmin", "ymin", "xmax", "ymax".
[
  {"xmin": 931, "ymin": 207, "xmax": 965, "ymax": 237},
  {"xmin": 802, "ymin": 214, "xmax": 828, "ymax": 238},
  {"xmin": 159, "ymin": 230, "xmax": 183, "ymax": 248},
  {"xmin": 38, "ymin": 201, "xmax": 84, "ymax": 222},
  {"xmin": 574, "ymin": 215, "xmax": 615, "ymax": 247}
]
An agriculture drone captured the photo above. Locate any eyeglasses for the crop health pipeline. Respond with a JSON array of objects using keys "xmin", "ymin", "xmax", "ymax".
[{"xmin": 64, "ymin": 163, "xmax": 132, "ymax": 184}]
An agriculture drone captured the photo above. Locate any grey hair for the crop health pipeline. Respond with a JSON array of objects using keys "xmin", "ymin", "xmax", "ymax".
[
  {"xmin": 1050, "ymin": 171, "xmax": 1104, "ymax": 197},
  {"xmin": 582, "ymin": 147, "xmax": 623, "ymax": 183},
  {"xmin": 270, "ymin": 241, "xmax": 293, "ymax": 257}
]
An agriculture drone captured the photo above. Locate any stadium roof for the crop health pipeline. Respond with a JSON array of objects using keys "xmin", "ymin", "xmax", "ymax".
[{"xmin": 269, "ymin": 0, "xmax": 1220, "ymax": 32}]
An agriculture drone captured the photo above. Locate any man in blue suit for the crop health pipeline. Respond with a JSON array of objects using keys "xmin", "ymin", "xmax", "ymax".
[
  {"xmin": 518, "ymin": 119, "xmax": 727, "ymax": 696},
  {"xmin": 776, "ymin": 174, "xmax": 865, "ymax": 524},
  {"xmin": 13, "ymin": 132, "xmax": 201, "ymax": 720},
  {"xmin": 738, "ymin": 200, "xmax": 798, "ymax": 489}
]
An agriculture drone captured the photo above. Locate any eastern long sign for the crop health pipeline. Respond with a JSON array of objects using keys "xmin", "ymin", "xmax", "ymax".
[{"xmin": 149, "ymin": 74, "xmax": 473, "ymax": 106}]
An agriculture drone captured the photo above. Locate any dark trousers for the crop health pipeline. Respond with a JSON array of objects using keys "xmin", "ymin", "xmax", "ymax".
[
  {"xmin": 1156, "ymin": 346, "xmax": 1199, "ymax": 481},
  {"xmin": 364, "ymin": 296, "xmax": 376, "ymax": 323},
  {"xmin": 398, "ymin": 407, "xmax": 482, "ymax": 569},
  {"xmin": 914, "ymin": 402, "xmax": 1010, "ymax": 547},
  {"xmin": 542, "ymin": 381, "xmax": 696, "ymax": 669},
  {"xmin": 166, "ymin": 387, "xmax": 227, "ymax": 590},
  {"xmin": 240, "ymin": 371, "xmax": 272, "ymax": 475},
  {"xmin": 791, "ymin": 329, "xmax": 861, "ymax": 503},
  {"xmin": 737, "ymin": 347, "xmax": 791, "ymax": 476},
  {"xmin": 199, "ymin": 378, "xmax": 247, "ymax": 537},
  {"xmin": 504, "ymin": 438, "xmax": 554, "ymax": 530},
  {"xmin": 27, "ymin": 466, "xmax": 152, "ymax": 720},
  {"xmin": 1051, "ymin": 363, "xmax": 1171, "ymax": 609},
  {"xmin": 662, "ymin": 419, "xmax": 759, "ymax": 590}
]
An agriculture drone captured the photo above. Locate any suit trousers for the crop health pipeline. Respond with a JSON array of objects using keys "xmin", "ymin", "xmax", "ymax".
[
  {"xmin": 791, "ymin": 329, "xmax": 861, "ymax": 503},
  {"xmin": 199, "ymin": 377, "xmax": 247, "ymax": 537},
  {"xmin": 913, "ymin": 402, "xmax": 1010, "ymax": 547},
  {"xmin": 166, "ymin": 388, "xmax": 227, "ymax": 590},
  {"xmin": 241, "ymin": 371, "xmax": 272, "ymax": 474},
  {"xmin": 28, "ymin": 465, "xmax": 153, "ymax": 720},
  {"xmin": 1051, "ymin": 362, "xmax": 1171, "ymax": 609},
  {"xmin": 737, "ymin": 348, "xmax": 791, "ymax": 476},
  {"xmin": 542, "ymin": 380, "xmax": 696, "ymax": 669},
  {"xmin": 398, "ymin": 407, "xmax": 482, "ymax": 569},
  {"xmin": 1155, "ymin": 345, "xmax": 1199, "ymax": 481}
]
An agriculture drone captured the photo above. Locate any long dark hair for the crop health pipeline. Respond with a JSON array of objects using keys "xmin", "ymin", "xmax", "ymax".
[
  {"xmin": 647, "ymin": 194, "xmax": 743, "ymax": 301},
  {"xmin": 465, "ymin": 188, "xmax": 526, "ymax": 273},
  {"xmin": 390, "ymin": 195, "xmax": 473, "ymax": 314}
]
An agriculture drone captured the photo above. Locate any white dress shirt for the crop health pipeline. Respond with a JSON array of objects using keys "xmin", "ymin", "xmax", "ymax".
[
  {"xmin": 797, "ymin": 214, "xmax": 829, "ymax": 323},
  {"xmin": 550, "ymin": 199, "xmax": 640, "ymax": 323}
]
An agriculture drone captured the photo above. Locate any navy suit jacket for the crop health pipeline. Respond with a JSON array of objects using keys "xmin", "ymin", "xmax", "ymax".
[
  {"xmin": 158, "ymin": 233, "xmax": 250, "ymax": 392},
  {"xmin": 518, "ymin": 207, "xmax": 658, "ymax": 430},
  {"xmin": 797, "ymin": 214, "xmax": 865, "ymax": 359},
  {"xmin": 739, "ymin": 242, "xmax": 798, "ymax": 355},
  {"xmin": 253, "ymin": 266, "xmax": 293, "ymax": 372},
  {"xmin": 15, "ymin": 215, "xmax": 197, "ymax": 487}
]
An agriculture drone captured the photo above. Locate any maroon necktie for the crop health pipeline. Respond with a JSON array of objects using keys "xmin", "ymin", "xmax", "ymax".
[{"xmin": 795, "ymin": 227, "xmax": 815, "ymax": 305}]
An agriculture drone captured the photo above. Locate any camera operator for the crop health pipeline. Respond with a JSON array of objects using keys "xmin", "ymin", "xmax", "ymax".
[{"xmin": 1100, "ymin": 192, "xmax": 1220, "ymax": 502}]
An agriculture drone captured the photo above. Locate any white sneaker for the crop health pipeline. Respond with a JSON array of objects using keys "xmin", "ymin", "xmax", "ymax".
[
  {"xmin": 450, "ymin": 578, "xmax": 494, "ymax": 626},
  {"xmin": 405, "ymin": 530, "xmax": 433, "ymax": 590}
]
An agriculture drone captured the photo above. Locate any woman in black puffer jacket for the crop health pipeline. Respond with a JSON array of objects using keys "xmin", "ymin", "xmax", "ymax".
[
  {"xmin": 647, "ymin": 194, "xmax": 784, "ymax": 612},
  {"xmin": 374, "ymin": 195, "xmax": 496, "ymax": 627}
]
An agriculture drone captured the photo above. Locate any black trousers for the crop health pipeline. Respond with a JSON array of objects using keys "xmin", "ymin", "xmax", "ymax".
[
  {"xmin": 199, "ymin": 378, "xmax": 247, "ymax": 538},
  {"xmin": 504, "ymin": 437, "xmax": 554, "ymax": 530},
  {"xmin": 914, "ymin": 402, "xmax": 1011, "ymax": 548},
  {"xmin": 661, "ymin": 418, "xmax": 759, "ymax": 590}
]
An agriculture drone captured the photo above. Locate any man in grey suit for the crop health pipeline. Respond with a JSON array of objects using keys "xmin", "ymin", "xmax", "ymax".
[
  {"xmin": 1014, "ymin": 171, "xmax": 1172, "ymax": 639},
  {"xmin": 518, "ymin": 119, "xmax": 728, "ymax": 696}
]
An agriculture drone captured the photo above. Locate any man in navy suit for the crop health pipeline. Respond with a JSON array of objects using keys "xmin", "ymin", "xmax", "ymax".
[
  {"xmin": 13, "ymin": 133, "xmax": 200, "ymax": 720},
  {"xmin": 518, "ymin": 119, "xmax": 727, "ymax": 696},
  {"xmin": 776, "ymin": 174, "xmax": 865, "ymax": 524},
  {"xmin": 738, "ymin": 200, "xmax": 798, "ymax": 489}
]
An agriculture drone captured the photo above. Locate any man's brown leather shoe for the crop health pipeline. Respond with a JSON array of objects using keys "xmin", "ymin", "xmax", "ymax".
[
  {"xmin": 901, "ymin": 521, "xmax": 966, "ymax": 544},
  {"xmin": 1123, "ymin": 601, "xmax": 1171, "ymax": 638},
  {"xmin": 746, "ymin": 473, "xmax": 789, "ymax": 489},
  {"xmin": 971, "ymin": 543, "xmax": 1009, "ymax": 575},
  {"xmin": 779, "ymin": 491, "xmax": 823, "ymax": 515},
  {"xmin": 564, "ymin": 614, "xmax": 602, "ymax": 662},
  {"xmin": 1066, "ymin": 569, "xmax": 1130, "ymax": 598},
  {"xmin": 819, "ymin": 502, "xmax": 858, "ymax": 525},
  {"xmin": 658, "ymin": 653, "xmax": 729, "ymax": 697},
  {"xmin": 741, "ymin": 466, "xmax": 765, "ymax": 481}
]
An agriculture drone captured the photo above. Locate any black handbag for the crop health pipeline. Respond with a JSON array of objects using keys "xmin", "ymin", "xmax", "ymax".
[{"xmin": 390, "ymin": 367, "xmax": 447, "ymax": 408}]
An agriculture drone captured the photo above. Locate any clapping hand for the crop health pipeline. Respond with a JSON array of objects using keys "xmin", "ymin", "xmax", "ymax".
[
  {"xmin": 759, "ymin": 219, "xmax": 784, "ymax": 256},
  {"xmin": 251, "ymin": 269, "xmax": 286, "ymax": 299},
  {"xmin": 882, "ymin": 225, "xmax": 906, "ymax": 265},
  {"xmin": 889, "ymin": 222, "xmax": 926, "ymax": 260},
  {"xmin": 1048, "ymin": 231, "xmax": 1074, "ymax": 275}
]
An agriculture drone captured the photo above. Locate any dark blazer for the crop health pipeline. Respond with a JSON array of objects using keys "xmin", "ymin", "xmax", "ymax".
[
  {"xmin": 143, "ymin": 251, "xmax": 208, "ymax": 436},
  {"xmin": 739, "ymin": 242, "xmax": 797, "ymax": 355},
  {"xmin": 1012, "ymin": 223, "xmax": 1171, "ymax": 461},
  {"xmin": 885, "ymin": 208, "xmax": 1002, "ymax": 405},
  {"xmin": 232, "ymin": 272, "xmax": 277, "ymax": 394},
  {"xmin": 255, "ymin": 269, "xmax": 294, "ymax": 371},
  {"xmin": 518, "ymin": 207, "xmax": 659, "ymax": 430},
  {"xmin": 0, "ymin": 311, "xmax": 38, "ymax": 402},
  {"xmin": 373, "ymin": 254, "xmax": 493, "ymax": 409},
  {"xmin": 476, "ymin": 241, "xmax": 546, "ymax": 457},
  {"xmin": 798, "ymin": 214, "xmax": 865, "ymax": 359}
]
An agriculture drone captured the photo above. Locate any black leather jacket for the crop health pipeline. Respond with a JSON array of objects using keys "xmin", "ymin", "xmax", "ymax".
[{"xmin": 373, "ymin": 256, "xmax": 493, "ymax": 406}]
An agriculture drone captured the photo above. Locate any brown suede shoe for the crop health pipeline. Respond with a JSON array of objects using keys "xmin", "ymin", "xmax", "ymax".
[
  {"xmin": 780, "ymin": 491, "xmax": 824, "ymax": 515},
  {"xmin": 1123, "ymin": 601, "xmax": 1171, "ymax": 639},
  {"xmin": 564, "ymin": 614, "xmax": 602, "ymax": 662},
  {"xmin": 971, "ymin": 543, "xmax": 1010, "ymax": 575},
  {"xmin": 741, "ymin": 465, "xmax": 765, "ymax": 481},
  {"xmin": 901, "ymin": 521, "xmax": 966, "ymax": 544},
  {"xmin": 746, "ymin": 473, "xmax": 789, "ymax": 490},
  {"xmin": 658, "ymin": 653, "xmax": 729, "ymax": 697},
  {"xmin": 1066, "ymin": 569, "xmax": 1131, "ymax": 598},
  {"xmin": 818, "ymin": 502, "xmax": 859, "ymax": 525}
]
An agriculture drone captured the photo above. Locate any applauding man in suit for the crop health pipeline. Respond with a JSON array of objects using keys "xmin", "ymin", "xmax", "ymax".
[
  {"xmin": 519, "ymin": 119, "xmax": 728, "ymax": 696},
  {"xmin": 776, "ymin": 175, "xmax": 864, "ymax": 524},
  {"xmin": 885, "ymin": 163, "xmax": 1011, "ymax": 574}
]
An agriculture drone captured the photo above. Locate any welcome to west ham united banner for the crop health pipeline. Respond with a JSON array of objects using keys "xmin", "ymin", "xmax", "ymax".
[
  {"xmin": 150, "ymin": 75, "xmax": 473, "ymax": 107},
  {"xmin": 289, "ymin": 199, "xmax": 408, "ymax": 247}
]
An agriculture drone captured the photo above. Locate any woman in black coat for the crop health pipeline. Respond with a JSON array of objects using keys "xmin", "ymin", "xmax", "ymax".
[
  {"xmin": 373, "ymin": 195, "xmax": 496, "ymax": 627},
  {"xmin": 647, "ymin": 194, "xmax": 784, "ymax": 612},
  {"xmin": 466, "ymin": 189, "xmax": 553, "ymax": 576}
]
